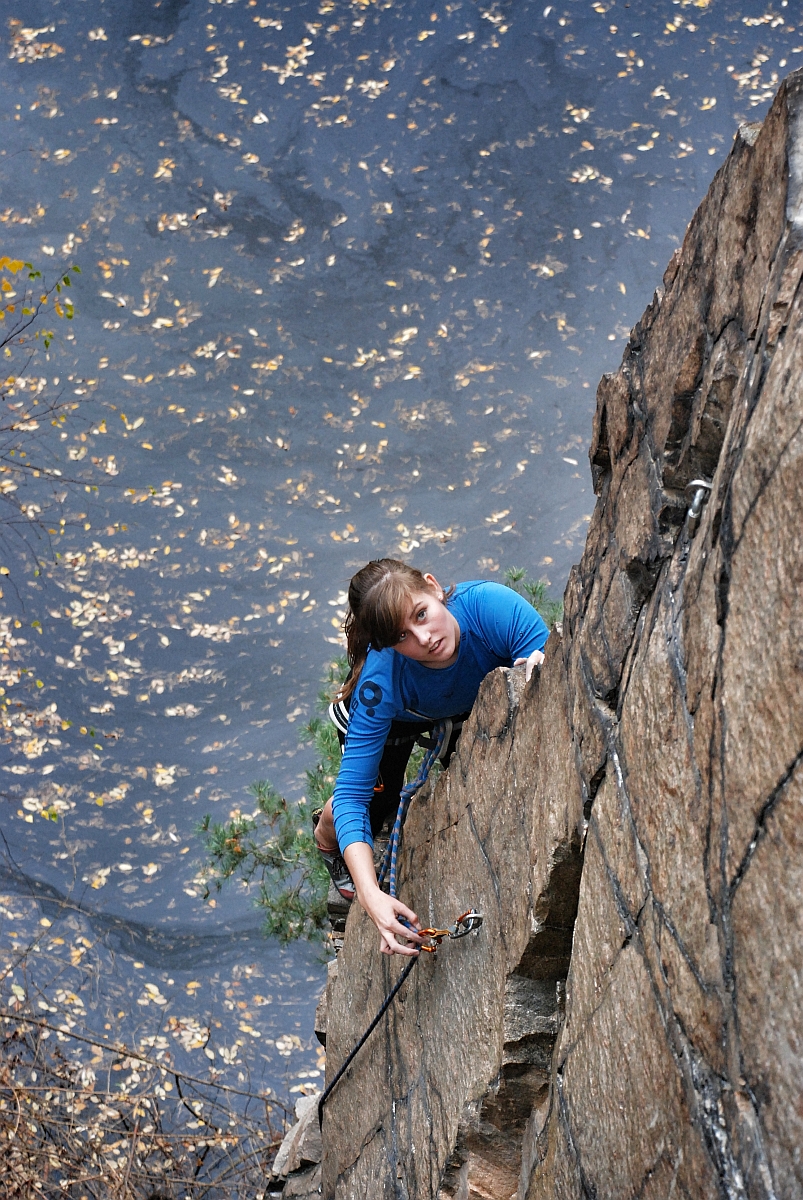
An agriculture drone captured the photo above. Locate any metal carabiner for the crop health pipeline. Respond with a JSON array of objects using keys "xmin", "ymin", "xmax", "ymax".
[{"xmin": 448, "ymin": 909, "xmax": 484, "ymax": 939}]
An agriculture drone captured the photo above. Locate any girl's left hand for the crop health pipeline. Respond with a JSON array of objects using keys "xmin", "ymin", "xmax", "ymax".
[{"xmin": 515, "ymin": 648, "xmax": 545, "ymax": 681}]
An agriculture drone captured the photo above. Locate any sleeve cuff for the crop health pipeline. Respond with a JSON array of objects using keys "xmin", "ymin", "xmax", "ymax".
[{"xmin": 337, "ymin": 829, "xmax": 374, "ymax": 854}]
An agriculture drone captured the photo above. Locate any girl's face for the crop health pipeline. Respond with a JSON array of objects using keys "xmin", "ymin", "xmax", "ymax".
[{"xmin": 392, "ymin": 575, "xmax": 460, "ymax": 668}]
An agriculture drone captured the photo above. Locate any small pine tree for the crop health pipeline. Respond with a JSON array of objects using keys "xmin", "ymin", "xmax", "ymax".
[
  {"xmin": 200, "ymin": 660, "xmax": 347, "ymax": 944},
  {"xmin": 503, "ymin": 566, "xmax": 563, "ymax": 627}
]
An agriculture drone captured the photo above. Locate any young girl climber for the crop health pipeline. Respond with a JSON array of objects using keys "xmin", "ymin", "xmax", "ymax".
[{"xmin": 313, "ymin": 559, "xmax": 549, "ymax": 958}]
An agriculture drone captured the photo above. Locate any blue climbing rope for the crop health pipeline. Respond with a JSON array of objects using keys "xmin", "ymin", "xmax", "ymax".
[{"xmin": 377, "ymin": 722, "xmax": 446, "ymax": 898}]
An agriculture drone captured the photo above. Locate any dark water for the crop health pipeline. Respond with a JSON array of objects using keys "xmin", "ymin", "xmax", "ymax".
[{"xmin": 0, "ymin": 0, "xmax": 798, "ymax": 1106}]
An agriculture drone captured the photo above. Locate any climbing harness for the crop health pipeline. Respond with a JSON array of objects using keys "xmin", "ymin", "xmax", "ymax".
[{"xmin": 317, "ymin": 909, "xmax": 483, "ymax": 1129}]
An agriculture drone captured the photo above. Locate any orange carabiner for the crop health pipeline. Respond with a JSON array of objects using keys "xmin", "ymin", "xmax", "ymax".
[{"xmin": 417, "ymin": 926, "xmax": 450, "ymax": 953}]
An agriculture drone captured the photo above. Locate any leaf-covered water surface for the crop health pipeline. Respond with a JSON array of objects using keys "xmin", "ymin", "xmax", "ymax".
[{"xmin": 0, "ymin": 0, "xmax": 799, "ymax": 1110}]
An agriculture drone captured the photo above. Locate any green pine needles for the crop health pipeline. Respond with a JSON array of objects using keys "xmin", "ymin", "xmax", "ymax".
[
  {"xmin": 200, "ymin": 660, "xmax": 347, "ymax": 945},
  {"xmin": 201, "ymin": 572, "xmax": 561, "ymax": 945},
  {"xmin": 503, "ymin": 566, "xmax": 563, "ymax": 627},
  {"xmin": 199, "ymin": 782, "xmax": 330, "ymax": 944}
]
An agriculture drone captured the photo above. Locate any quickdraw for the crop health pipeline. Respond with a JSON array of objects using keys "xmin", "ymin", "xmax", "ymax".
[{"xmin": 417, "ymin": 909, "xmax": 485, "ymax": 952}]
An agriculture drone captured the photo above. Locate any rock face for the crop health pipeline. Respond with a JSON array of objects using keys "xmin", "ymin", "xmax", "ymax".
[{"xmin": 316, "ymin": 70, "xmax": 803, "ymax": 1200}]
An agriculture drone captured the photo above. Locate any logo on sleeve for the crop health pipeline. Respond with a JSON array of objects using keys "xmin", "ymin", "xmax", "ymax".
[{"xmin": 358, "ymin": 680, "xmax": 383, "ymax": 718}]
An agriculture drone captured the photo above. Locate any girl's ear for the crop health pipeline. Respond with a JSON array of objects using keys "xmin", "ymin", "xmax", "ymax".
[{"xmin": 423, "ymin": 572, "xmax": 444, "ymax": 600}]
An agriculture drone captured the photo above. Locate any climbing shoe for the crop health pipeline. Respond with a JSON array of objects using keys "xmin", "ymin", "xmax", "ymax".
[{"xmin": 312, "ymin": 808, "xmax": 355, "ymax": 903}]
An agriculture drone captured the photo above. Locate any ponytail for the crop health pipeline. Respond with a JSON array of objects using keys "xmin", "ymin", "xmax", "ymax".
[{"xmin": 340, "ymin": 606, "xmax": 371, "ymax": 702}]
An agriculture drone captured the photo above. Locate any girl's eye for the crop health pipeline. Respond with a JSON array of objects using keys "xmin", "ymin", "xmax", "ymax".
[
  {"xmin": 417, "ymin": 609, "xmax": 426, "ymax": 621},
  {"xmin": 397, "ymin": 631, "xmax": 407, "ymax": 642}
]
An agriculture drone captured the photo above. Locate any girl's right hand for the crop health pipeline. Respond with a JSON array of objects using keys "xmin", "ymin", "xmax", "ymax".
[
  {"xmin": 362, "ymin": 888, "xmax": 423, "ymax": 957},
  {"xmin": 515, "ymin": 647, "xmax": 545, "ymax": 681}
]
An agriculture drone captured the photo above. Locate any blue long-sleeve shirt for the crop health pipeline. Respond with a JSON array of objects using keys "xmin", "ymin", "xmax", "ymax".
[{"xmin": 332, "ymin": 581, "xmax": 549, "ymax": 851}]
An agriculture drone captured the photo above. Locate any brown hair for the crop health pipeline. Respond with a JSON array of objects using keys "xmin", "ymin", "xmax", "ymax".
[{"xmin": 338, "ymin": 559, "xmax": 452, "ymax": 701}]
